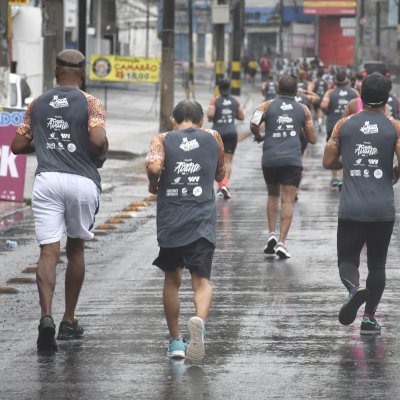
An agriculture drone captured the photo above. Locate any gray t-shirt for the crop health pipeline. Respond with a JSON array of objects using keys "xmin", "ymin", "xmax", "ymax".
[
  {"xmin": 30, "ymin": 87, "xmax": 102, "ymax": 189},
  {"xmin": 211, "ymin": 95, "xmax": 239, "ymax": 136},
  {"xmin": 337, "ymin": 111, "xmax": 398, "ymax": 221},
  {"xmin": 261, "ymin": 96, "xmax": 310, "ymax": 168},
  {"xmin": 156, "ymin": 128, "xmax": 220, "ymax": 247},
  {"xmin": 326, "ymin": 86, "xmax": 358, "ymax": 134}
]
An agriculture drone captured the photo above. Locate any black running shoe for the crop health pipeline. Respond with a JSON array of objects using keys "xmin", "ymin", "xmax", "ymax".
[
  {"xmin": 37, "ymin": 315, "xmax": 57, "ymax": 352},
  {"xmin": 263, "ymin": 233, "xmax": 278, "ymax": 254},
  {"xmin": 57, "ymin": 319, "xmax": 84, "ymax": 340},
  {"xmin": 338, "ymin": 288, "xmax": 369, "ymax": 326}
]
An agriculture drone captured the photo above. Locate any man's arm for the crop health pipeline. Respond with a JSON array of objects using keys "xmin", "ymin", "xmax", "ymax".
[
  {"xmin": 146, "ymin": 133, "xmax": 166, "ymax": 194},
  {"xmin": 392, "ymin": 119, "xmax": 400, "ymax": 184},
  {"xmin": 323, "ymin": 118, "xmax": 345, "ymax": 170},
  {"xmin": 89, "ymin": 126, "xmax": 108, "ymax": 168},
  {"xmin": 212, "ymin": 130, "xmax": 226, "ymax": 182},
  {"xmin": 236, "ymin": 100, "xmax": 245, "ymax": 121},
  {"xmin": 11, "ymin": 102, "xmax": 35, "ymax": 154},
  {"xmin": 320, "ymin": 89, "xmax": 332, "ymax": 112},
  {"xmin": 301, "ymin": 104, "xmax": 317, "ymax": 144},
  {"xmin": 207, "ymin": 97, "xmax": 216, "ymax": 122},
  {"xmin": 250, "ymin": 102, "xmax": 268, "ymax": 142}
]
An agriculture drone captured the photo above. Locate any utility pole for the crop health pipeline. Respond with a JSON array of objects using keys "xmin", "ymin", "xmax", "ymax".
[
  {"xmin": 188, "ymin": 0, "xmax": 195, "ymax": 99},
  {"xmin": 159, "ymin": 0, "xmax": 175, "ymax": 132},
  {"xmin": 42, "ymin": 0, "xmax": 64, "ymax": 92},
  {"xmin": 213, "ymin": 0, "xmax": 227, "ymax": 95},
  {"xmin": 145, "ymin": 0, "xmax": 150, "ymax": 57},
  {"xmin": 231, "ymin": 0, "xmax": 243, "ymax": 95},
  {"xmin": 354, "ymin": 0, "xmax": 365, "ymax": 66},
  {"xmin": 78, "ymin": 0, "xmax": 87, "ymax": 90},
  {"xmin": 0, "ymin": 0, "xmax": 9, "ymax": 106},
  {"xmin": 278, "ymin": 0, "xmax": 283, "ymax": 57}
]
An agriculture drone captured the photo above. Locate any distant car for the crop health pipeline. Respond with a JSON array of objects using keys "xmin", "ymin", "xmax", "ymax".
[
  {"xmin": 359, "ymin": 61, "xmax": 390, "ymax": 78},
  {"xmin": 7, "ymin": 73, "xmax": 33, "ymax": 109}
]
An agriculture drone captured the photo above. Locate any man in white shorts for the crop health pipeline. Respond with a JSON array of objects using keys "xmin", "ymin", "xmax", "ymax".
[{"xmin": 11, "ymin": 49, "xmax": 108, "ymax": 351}]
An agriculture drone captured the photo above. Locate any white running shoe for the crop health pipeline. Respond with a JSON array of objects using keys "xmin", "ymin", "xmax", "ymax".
[
  {"xmin": 263, "ymin": 232, "xmax": 278, "ymax": 254},
  {"xmin": 274, "ymin": 242, "xmax": 292, "ymax": 259},
  {"xmin": 186, "ymin": 316, "xmax": 205, "ymax": 363},
  {"xmin": 220, "ymin": 186, "xmax": 231, "ymax": 199}
]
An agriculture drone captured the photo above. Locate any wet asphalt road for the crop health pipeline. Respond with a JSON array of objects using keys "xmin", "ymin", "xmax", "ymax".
[{"xmin": 2, "ymin": 132, "xmax": 400, "ymax": 399}]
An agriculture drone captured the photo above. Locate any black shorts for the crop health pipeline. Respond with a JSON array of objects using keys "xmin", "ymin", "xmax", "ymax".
[
  {"xmin": 262, "ymin": 166, "xmax": 303, "ymax": 188},
  {"xmin": 221, "ymin": 133, "xmax": 238, "ymax": 155},
  {"xmin": 153, "ymin": 238, "xmax": 215, "ymax": 279}
]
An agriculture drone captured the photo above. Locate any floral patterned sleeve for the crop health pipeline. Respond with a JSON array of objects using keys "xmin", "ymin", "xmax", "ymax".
[
  {"xmin": 326, "ymin": 116, "xmax": 350, "ymax": 150},
  {"xmin": 83, "ymin": 92, "xmax": 106, "ymax": 131},
  {"xmin": 146, "ymin": 132, "xmax": 168, "ymax": 168},
  {"xmin": 15, "ymin": 101, "xmax": 34, "ymax": 140},
  {"xmin": 203, "ymin": 128, "xmax": 225, "ymax": 173}
]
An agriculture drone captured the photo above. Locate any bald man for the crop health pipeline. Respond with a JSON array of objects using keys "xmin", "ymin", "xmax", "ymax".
[{"xmin": 12, "ymin": 49, "xmax": 108, "ymax": 352}]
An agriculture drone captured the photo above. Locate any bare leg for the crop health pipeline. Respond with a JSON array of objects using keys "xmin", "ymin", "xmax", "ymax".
[
  {"xmin": 267, "ymin": 184, "xmax": 280, "ymax": 233},
  {"xmin": 191, "ymin": 272, "xmax": 212, "ymax": 320},
  {"xmin": 224, "ymin": 153, "xmax": 233, "ymax": 181},
  {"xmin": 163, "ymin": 268, "xmax": 183, "ymax": 337},
  {"xmin": 36, "ymin": 242, "xmax": 60, "ymax": 318},
  {"xmin": 279, "ymin": 185, "xmax": 298, "ymax": 243},
  {"xmin": 63, "ymin": 237, "xmax": 85, "ymax": 323}
]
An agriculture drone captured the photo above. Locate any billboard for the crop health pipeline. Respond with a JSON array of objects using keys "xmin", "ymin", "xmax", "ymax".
[
  {"xmin": 304, "ymin": 1, "xmax": 356, "ymax": 16},
  {"xmin": 89, "ymin": 55, "xmax": 160, "ymax": 83},
  {"xmin": 0, "ymin": 108, "xmax": 27, "ymax": 202}
]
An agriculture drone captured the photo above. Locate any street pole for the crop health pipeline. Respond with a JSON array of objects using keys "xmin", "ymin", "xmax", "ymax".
[
  {"xmin": 188, "ymin": 0, "xmax": 195, "ymax": 99},
  {"xmin": 279, "ymin": 0, "xmax": 283, "ymax": 56},
  {"xmin": 0, "ymin": 0, "xmax": 9, "ymax": 106},
  {"xmin": 159, "ymin": 0, "xmax": 175, "ymax": 132},
  {"xmin": 145, "ymin": 0, "xmax": 150, "ymax": 58},
  {"xmin": 42, "ymin": 0, "xmax": 64, "ymax": 92},
  {"xmin": 214, "ymin": 0, "xmax": 226, "ymax": 95},
  {"xmin": 78, "ymin": 0, "xmax": 87, "ymax": 91},
  {"xmin": 231, "ymin": 0, "xmax": 243, "ymax": 95}
]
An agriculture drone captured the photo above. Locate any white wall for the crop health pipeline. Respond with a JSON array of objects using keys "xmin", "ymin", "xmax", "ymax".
[{"xmin": 12, "ymin": 7, "xmax": 43, "ymax": 98}]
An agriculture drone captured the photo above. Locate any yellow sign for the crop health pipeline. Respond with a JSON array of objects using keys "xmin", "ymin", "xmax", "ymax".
[
  {"xmin": 90, "ymin": 55, "xmax": 160, "ymax": 83},
  {"xmin": 9, "ymin": 0, "xmax": 29, "ymax": 4}
]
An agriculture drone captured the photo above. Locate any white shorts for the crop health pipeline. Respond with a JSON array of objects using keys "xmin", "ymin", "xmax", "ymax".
[{"xmin": 32, "ymin": 172, "xmax": 100, "ymax": 245}]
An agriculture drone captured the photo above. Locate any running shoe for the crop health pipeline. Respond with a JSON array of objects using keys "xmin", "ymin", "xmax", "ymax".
[
  {"xmin": 220, "ymin": 186, "xmax": 231, "ymax": 199},
  {"xmin": 336, "ymin": 178, "xmax": 343, "ymax": 189},
  {"xmin": 167, "ymin": 338, "xmax": 186, "ymax": 359},
  {"xmin": 274, "ymin": 242, "xmax": 291, "ymax": 259},
  {"xmin": 37, "ymin": 315, "xmax": 57, "ymax": 352},
  {"xmin": 264, "ymin": 232, "xmax": 278, "ymax": 254},
  {"xmin": 338, "ymin": 288, "xmax": 369, "ymax": 326},
  {"xmin": 186, "ymin": 316, "xmax": 205, "ymax": 363},
  {"xmin": 57, "ymin": 319, "xmax": 84, "ymax": 340},
  {"xmin": 330, "ymin": 178, "xmax": 339, "ymax": 187},
  {"xmin": 217, "ymin": 189, "xmax": 224, "ymax": 198},
  {"xmin": 360, "ymin": 316, "xmax": 381, "ymax": 335}
]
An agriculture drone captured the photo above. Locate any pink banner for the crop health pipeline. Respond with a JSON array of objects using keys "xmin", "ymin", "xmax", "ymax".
[{"xmin": 0, "ymin": 108, "xmax": 27, "ymax": 202}]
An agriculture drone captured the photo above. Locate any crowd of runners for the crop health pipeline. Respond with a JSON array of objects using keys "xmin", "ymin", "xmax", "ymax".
[{"xmin": 10, "ymin": 49, "xmax": 400, "ymax": 366}]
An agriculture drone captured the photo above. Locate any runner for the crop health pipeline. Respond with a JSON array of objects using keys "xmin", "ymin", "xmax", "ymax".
[
  {"xmin": 11, "ymin": 49, "xmax": 108, "ymax": 352},
  {"xmin": 323, "ymin": 72, "xmax": 400, "ymax": 335},
  {"xmin": 312, "ymin": 68, "xmax": 330, "ymax": 131},
  {"xmin": 250, "ymin": 75, "xmax": 317, "ymax": 258},
  {"xmin": 387, "ymin": 92, "xmax": 400, "ymax": 120},
  {"xmin": 321, "ymin": 70, "xmax": 358, "ymax": 188},
  {"xmin": 261, "ymin": 75, "xmax": 278, "ymax": 101},
  {"xmin": 207, "ymin": 78, "xmax": 244, "ymax": 199},
  {"xmin": 146, "ymin": 100, "xmax": 225, "ymax": 362}
]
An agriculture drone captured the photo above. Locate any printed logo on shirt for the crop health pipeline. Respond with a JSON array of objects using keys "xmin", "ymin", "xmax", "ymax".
[
  {"xmin": 179, "ymin": 137, "xmax": 200, "ymax": 152},
  {"xmin": 181, "ymin": 187, "xmax": 188, "ymax": 196},
  {"xmin": 290, "ymin": 131, "xmax": 296, "ymax": 137},
  {"xmin": 273, "ymin": 132, "xmax": 281, "ymax": 138},
  {"xmin": 46, "ymin": 142, "xmax": 56, "ymax": 150},
  {"xmin": 60, "ymin": 133, "xmax": 71, "ymax": 140},
  {"xmin": 166, "ymin": 189, "xmax": 179, "ymax": 197},
  {"xmin": 277, "ymin": 115, "xmax": 293, "ymax": 124},
  {"xmin": 355, "ymin": 158, "xmax": 362, "ymax": 165},
  {"xmin": 280, "ymin": 102, "xmax": 293, "ymax": 111},
  {"xmin": 49, "ymin": 95, "xmax": 69, "ymax": 109},
  {"xmin": 374, "ymin": 169, "xmax": 383, "ymax": 179},
  {"xmin": 58, "ymin": 142, "xmax": 64, "ymax": 149},
  {"xmin": 188, "ymin": 176, "xmax": 200, "ymax": 183},
  {"xmin": 222, "ymin": 98, "xmax": 232, "ymax": 106},
  {"xmin": 67, "ymin": 143, "xmax": 76, "ymax": 153},
  {"xmin": 174, "ymin": 161, "xmax": 201, "ymax": 175},
  {"xmin": 363, "ymin": 169, "xmax": 370, "ymax": 178},
  {"xmin": 368, "ymin": 159, "xmax": 379, "ymax": 166},
  {"xmin": 47, "ymin": 117, "xmax": 69, "ymax": 130},
  {"xmin": 339, "ymin": 90, "xmax": 348, "ymax": 96},
  {"xmin": 338, "ymin": 99, "xmax": 349, "ymax": 105},
  {"xmin": 354, "ymin": 144, "xmax": 378, "ymax": 157},
  {"xmin": 193, "ymin": 186, "xmax": 203, "ymax": 197},
  {"xmin": 350, "ymin": 170, "xmax": 361, "ymax": 177},
  {"xmin": 49, "ymin": 132, "xmax": 56, "ymax": 139},
  {"xmin": 173, "ymin": 177, "xmax": 182, "ymax": 184},
  {"xmin": 360, "ymin": 121, "xmax": 379, "ymax": 135}
]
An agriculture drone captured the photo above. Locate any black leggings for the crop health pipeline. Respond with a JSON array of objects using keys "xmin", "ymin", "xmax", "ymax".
[{"xmin": 337, "ymin": 219, "xmax": 394, "ymax": 316}]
